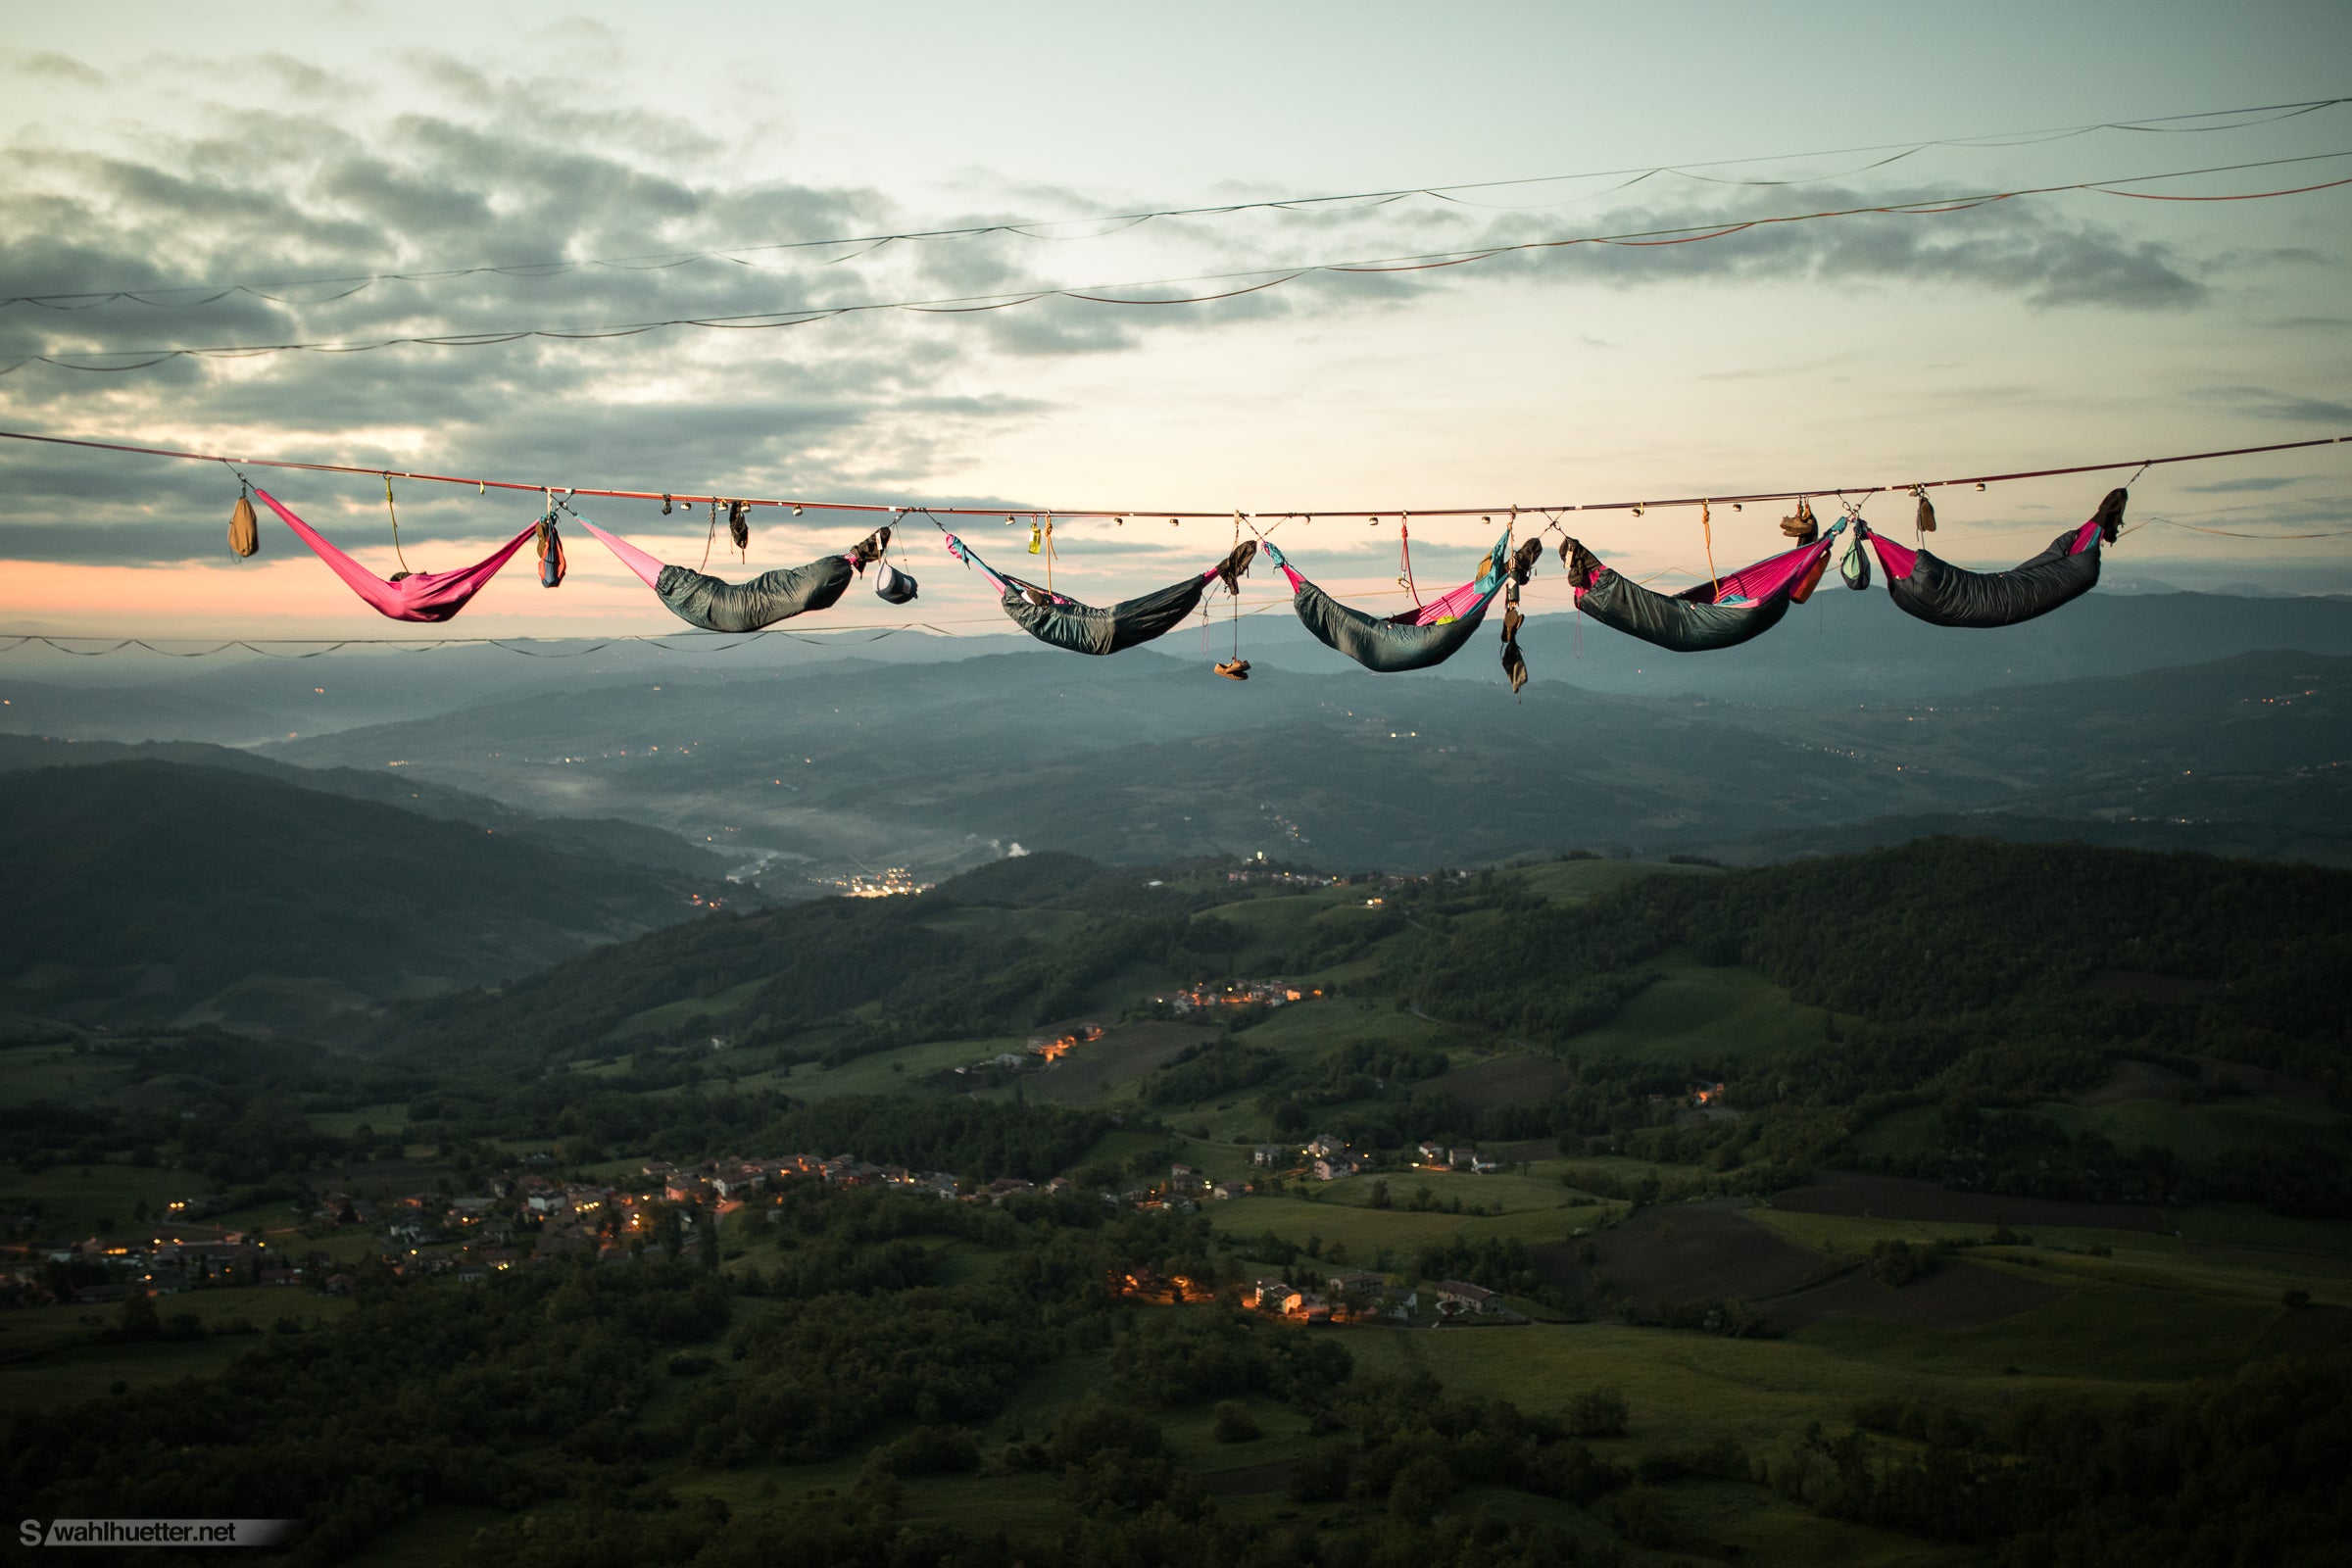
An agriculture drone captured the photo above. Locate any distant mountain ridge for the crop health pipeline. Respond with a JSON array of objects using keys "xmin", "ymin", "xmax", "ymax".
[
  {"xmin": 10, "ymin": 586, "xmax": 2352, "ymax": 734},
  {"xmin": 0, "ymin": 734, "xmax": 732, "ymax": 877},
  {"xmin": 268, "ymin": 646, "xmax": 2352, "ymax": 874},
  {"xmin": 0, "ymin": 760, "xmax": 724, "ymax": 1032}
]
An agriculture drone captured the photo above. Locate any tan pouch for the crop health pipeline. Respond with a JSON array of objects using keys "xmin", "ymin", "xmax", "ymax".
[{"xmin": 228, "ymin": 492, "xmax": 259, "ymax": 558}]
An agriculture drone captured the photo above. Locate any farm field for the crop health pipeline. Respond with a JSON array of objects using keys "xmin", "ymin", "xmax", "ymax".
[
  {"xmin": 0, "ymin": 1285, "xmax": 359, "ymax": 1416},
  {"xmin": 1026, "ymin": 1020, "xmax": 1218, "ymax": 1105},
  {"xmin": 1558, "ymin": 951, "xmax": 1845, "ymax": 1063}
]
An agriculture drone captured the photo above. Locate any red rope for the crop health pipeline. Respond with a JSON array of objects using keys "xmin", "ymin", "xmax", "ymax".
[
  {"xmin": 2095, "ymin": 173, "xmax": 2352, "ymax": 200},
  {"xmin": 0, "ymin": 427, "xmax": 2345, "ymax": 521}
]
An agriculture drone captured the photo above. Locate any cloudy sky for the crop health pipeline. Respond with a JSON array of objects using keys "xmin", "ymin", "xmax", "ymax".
[{"xmin": 2, "ymin": 0, "xmax": 2348, "ymax": 640}]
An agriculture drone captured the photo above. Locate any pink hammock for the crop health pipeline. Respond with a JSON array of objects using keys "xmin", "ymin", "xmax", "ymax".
[{"xmin": 256, "ymin": 488, "xmax": 537, "ymax": 623}]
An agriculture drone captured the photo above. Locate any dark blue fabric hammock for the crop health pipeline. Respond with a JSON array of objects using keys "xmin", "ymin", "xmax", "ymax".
[
  {"xmin": 1862, "ymin": 488, "xmax": 2126, "ymax": 629},
  {"xmin": 944, "ymin": 533, "xmax": 1252, "ymax": 655},
  {"xmin": 1563, "ymin": 525, "xmax": 1841, "ymax": 653},
  {"xmin": 1263, "ymin": 533, "xmax": 1512, "ymax": 673}
]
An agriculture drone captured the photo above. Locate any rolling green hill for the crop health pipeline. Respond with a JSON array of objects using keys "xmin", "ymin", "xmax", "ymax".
[
  {"xmin": 0, "ymin": 733, "xmax": 732, "ymax": 876},
  {"xmin": 0, "ymin": 760, "xmax": 720, "ymax": 1031}
]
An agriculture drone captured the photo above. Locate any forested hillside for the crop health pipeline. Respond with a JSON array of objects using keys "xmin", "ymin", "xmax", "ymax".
[
  {"xmin": 0, "ymin": 760, "xmax": 718, "ymax": 1030},
  {"xmin": 1395, "ymin": 840, "xmax": 2352, "ymax": 1214}
]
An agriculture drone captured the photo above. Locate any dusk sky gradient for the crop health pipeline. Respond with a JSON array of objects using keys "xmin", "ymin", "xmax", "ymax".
[{"xmin": 2, "ymin": 0, "xmax": 2348, "ymax": 641}]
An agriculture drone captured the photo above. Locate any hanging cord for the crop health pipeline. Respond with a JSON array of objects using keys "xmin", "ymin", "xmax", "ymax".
[
  {"xmin": 1699, "ymin": 500, "xmax": 1721, "ymax": 601},
  {"xmin": 1232, "ymin": 513, "xmax": 1245, "ymax": 661},
  {"xmin": 699, "ymin": 498, "xmax": 719, "ymax": 570},
  {"xmin": 1397, "ymin": 512, "xmax": 1422, "ymax": 605},
  {"xmin": 1042, "ymin": 514, "xmax": 1056, "ymax": 592},
  {"xmin": 382, "ymin": 473, "xmax": 414, "ymax": 574}
]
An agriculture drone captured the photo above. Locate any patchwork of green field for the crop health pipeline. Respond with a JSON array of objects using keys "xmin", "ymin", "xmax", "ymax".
[
  {"xmin": 1644, "ymin": 1479, "xmax": 1986, "ymax": 1568},
  {"xmin": 0, "ymin": 1160, "xmax": 206, "ymax": 1240},
  {"xmin": 0, "ymin": 1286, "xmax": 357, "ymax": 1416},
  {"xmin": 604, "ymin": 977, "xmax": 768, "ymax": 1041},
  {"xmin": 1210, "ymin": 1191, "xmax": 1596, "ymax": 1263},
  {"xmin": 306, "ymin": 1102, "xmax": 411, "ymax": 1136},
  {"xmin": 915, "ymin": 904, "xmax": 1095, "ymax": 947},
  {"xmin": 1503, "ymin": 858, "xmax": 1721, "ymax": 903},
  {"xmin": 1075, "ymin": 957, "xmax": 1186, "ymax": 1014},
  {"xmin": 1190, "ymin": 890, "xmax": 1363, "ymax": 970},
  {"xmin": 2176, "ymin": 1202, "xmax": 2352, "ymax": 1258},
  {"xmin": 0, "ymin": 1040, "xmax": 132, "ymax": 1105},
  {"xmin": 1301, "ymin": 1165, "xmax": 1587, "ymax": 1215},
  {"xmin": 1753, "ymin": 1206, "xmax": 2352, "ymax": 1307},
  {"xmin": 726, "ymin": 1033, "xmax": 1031, "ymax": 1102},
  {"xmin": 1193, "ymin": 899, "xmax": 1415, "ymax": 985},
  {"xmin": 2028, "ymin": 1094, "xmax": 2344, "ymax": 1164},
  {"xmin": 1561, "ymin": 950, "xmax": 1847, "ymax": 1064},
  {"xmin": 1226, "ymin": 993, "xmax": 1467, "ymax": 1054},
  {"xmin": 1796, "ymin": 1277, "xmax": 2283, "ymax": 1382},
  {"xmin": 1027, "ymin": 1020, "xmax": 1220, "ymax": 1107}
]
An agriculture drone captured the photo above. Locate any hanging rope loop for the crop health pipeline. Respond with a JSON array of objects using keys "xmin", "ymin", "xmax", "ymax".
[
  {"xmin": 383, "ymin": 473, "xmax": 413, "ymax": 574},
  {"xmin": 1700, "ymin": 500, "xmax": 1720, "ymax": 601}
]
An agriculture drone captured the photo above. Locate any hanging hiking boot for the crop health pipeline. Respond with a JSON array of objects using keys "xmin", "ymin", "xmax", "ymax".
[
  {"xmin": 1509, "ymin": 538, "xmax": 1544, "ymax": 586},
  {"xmin": 1214, "ymin": 539, "xmax": 1257, "ymax": 594},
  {"xmin": 1557, "ymin": 536, "xmax": 1601, "ymax": 590},
  {"xmin": 2093, "ymin": 486, "xmax": 2128, "ymax": 544},
  {"xmin": 1214, "ymin": 659, "xmax": 1251, "ymax": 681},
  {"xmin": 1781, "ymin": 498, "xmax": 1819, "ymax": 544}
]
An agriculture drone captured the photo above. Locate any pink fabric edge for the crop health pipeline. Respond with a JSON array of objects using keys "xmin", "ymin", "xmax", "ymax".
[
  {"xmin": 1715, "ymin": 535, "xmax": 1833, "ymax": 603},
  {"xmin": 255, "ymin": 488, "xmax": 538, "ymax": 622},
  {"xmin": 1864, "ymin": 531, "xmax": 1920, "ymax": 580},
  {"xmin": 1869, "ymin": 517, "xmax": 2099, "ymax": 582},
  {"xmin": 1576, "ymin": 534, "xmax": 1835, "ymax": 604},
  {"xmin": 574, "ymin": 516, "xmax": 669, "ymax": 591}
]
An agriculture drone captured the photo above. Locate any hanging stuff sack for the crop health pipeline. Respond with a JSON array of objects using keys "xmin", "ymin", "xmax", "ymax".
[
  {"xmin": 536, "ymin": 514, "xmax": 567, "ymax": 588},
  {"xmin": 1838, "ymin": 524, "xmax": 1872, "ymax": 591},
  {"xmin": 726, "ymin": 501, "xmax": 751, "ymax": 553},
  {"xmin": 228, "ymin": 485, "xmax": 260, "ymax": 558},
  {"xmin": 874, "ymin": 562, "xmax": 918, "ymax": 604}
]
